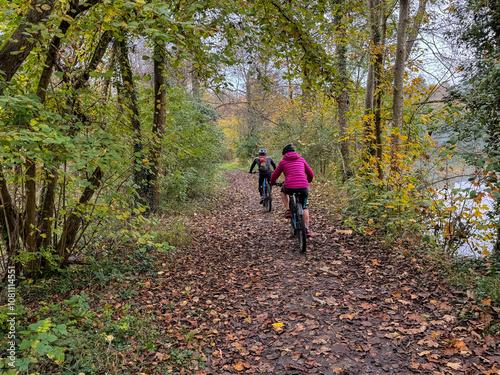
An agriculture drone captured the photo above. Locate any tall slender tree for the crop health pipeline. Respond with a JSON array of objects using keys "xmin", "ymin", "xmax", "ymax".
[
  {"xmin": 117, "ymin": 33, "xmax": 148, "ymax": 203},
  {"xmin": 390, "ymin": 0, "xmax": 409, "ymax": 175},
  {"xmin": 334, "ymin": 0, "xmax": 351, "ymax": 177}
]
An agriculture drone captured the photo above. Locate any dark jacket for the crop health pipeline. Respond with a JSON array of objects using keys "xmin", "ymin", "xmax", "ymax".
[{"xmin": 249, "ymin": 156, "xmax": 276, "ymax": 174}]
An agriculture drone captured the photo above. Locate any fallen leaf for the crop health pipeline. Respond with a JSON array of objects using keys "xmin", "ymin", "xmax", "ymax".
[
  {"xmin": 481, "ymin": 298, "xmax": 491, "ymax": 306},
  {"xmin": 325, "ymin": 297, "xmax": 337, "ymax": 305},
  {"xmin": 447, "ymin": 362, "xmax": 461, "ymax": 370},
  {"xmin": 422, "ymin": 362, "xmax": 435, "ymax": 370},
  {"xmin": 443, "ymin": 314, "xmax": 456, "ymax": 323},
  {"xmin": 234, "ymin": 362, "xmax": 244, "ymax": 371},
  {"xmin": 338, "ymin": 230, "xmax": 352, "ymax": 234},
  {"xmin": 418, "ymin": 338, "xmax": 440, "ymax": 348},
  {"xmin": 339, "ymin": 314, "xmax": 354, "ymax": 320}
]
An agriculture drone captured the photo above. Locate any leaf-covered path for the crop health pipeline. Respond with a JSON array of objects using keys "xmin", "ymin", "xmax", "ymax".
[{"xmin": 151, "ymin": 170, "xmax": 500, "ymax": 374}]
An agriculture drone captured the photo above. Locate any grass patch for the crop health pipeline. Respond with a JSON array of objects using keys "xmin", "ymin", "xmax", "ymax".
[
  {"xmin": 445, "ymin": 257, "xmax": 500, "ymax": 305},
  {"xmin": 220, "ymin": 161, "xmax": 247, "ymax": 171},
  {"xmin": 155, "ymin": 216, "xmax": 196, "ymax": 248}
]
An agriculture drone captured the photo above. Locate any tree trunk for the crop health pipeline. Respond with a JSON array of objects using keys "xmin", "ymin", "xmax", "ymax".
[
  {"xmin": 390, "ymin": 0, "xmax": 410, "ymax": 176},
  {"xmin": 334, "ymin": 2, "xmax": 351, "ymax": 178},
  {"xmin": 65, "ymin": 30, "xmax": 113, "ymax": 116},
  {"xmin": 25, "ymin": 158, "xmax": 38, "ymax": 277},
  {"xmin": 191, "ymin": 55, "xmax": 200, "ymax": 96},
  {"xmin": 117, "ymin": 34, "xmax": 147, "ymax": 203},
  {"xmin": 36, "ymin": 29, "xmax": 112, "ymax": 262},
  {"xmin": 74, "ymin": 31, "xmax": 113, "ymax": 91},
  {"xmin": 148, "ymin": 40, "xmax": 167, "ymax": 211},
  {"xmin": 36, "ymin": 169, "xmax": 58, "ymax": 254},
  {"xmin": 0, "ymin": 0, "xmax": 55, "ymax": 95},
  {"xmin": 493, "ymin": 211, "xmax": 500, "ymax": 262},
  {"xmin": 36, "ymin": 0, "xmax": 100, "ymax": 101},
  {"xmin": 57, "ymin": 167, "xmax": 103, "ymax": 267},
  {"xmin": 37, "ymin": 22, "xmax": 70, "ymax": 102},
  {"xmin": 406, "ymin": 0, "xmax": 428, "ymax": 60},
  {"xmin": 0, "ymin": 167, "xmax": 20, "ymax": 268},
  {"xmin": 363, "ymin": 0, "xmax": 377, "ymax": 157},
  {"xmin": 363, "ymin": 62, "xmax": 375, "ymax": 155},
  {"xmin": 300, "ymin": 62, "xmax": 311, "ymax": 128},
  {"xmin": 373, "ymin": 0, "xmax": 386, "ymax": 180},
  {"xmin": 245, "ymin": 69, "xmax": 258, "ymax": 136}
]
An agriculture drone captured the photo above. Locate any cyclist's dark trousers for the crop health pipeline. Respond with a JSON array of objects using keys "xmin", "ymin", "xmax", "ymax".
[
  {"xmin": 283, "ymin": 187, "xmax": 309, "ymax": 209},
  {"xmin": 258, "ymin": 171, "xmax": 272, "ymax": 196}
]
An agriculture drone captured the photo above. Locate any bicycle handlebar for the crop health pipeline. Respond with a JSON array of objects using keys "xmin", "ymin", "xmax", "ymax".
[{"xmin": 273, "ymin": 182, "xmax": 284, "ymax": 187}]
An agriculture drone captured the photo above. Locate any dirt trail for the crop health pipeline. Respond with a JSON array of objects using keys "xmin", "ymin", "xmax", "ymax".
[{"xmin": 152, "ymin": 170, "xmax": 500, "ymax": 375}]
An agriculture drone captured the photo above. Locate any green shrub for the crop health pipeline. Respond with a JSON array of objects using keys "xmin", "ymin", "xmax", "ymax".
[
  {"xmin": 0, "ymin": 293, "xmax": 176, "ymax": 374},
  {"xmin": 157, "ymin": 88, "xmax": 225, "ymax": 207}
]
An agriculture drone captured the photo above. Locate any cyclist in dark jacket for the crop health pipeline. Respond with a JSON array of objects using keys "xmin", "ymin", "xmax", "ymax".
[{"xmin": 249, "ymin": 148, "xmax": 276, "ymax": 204}]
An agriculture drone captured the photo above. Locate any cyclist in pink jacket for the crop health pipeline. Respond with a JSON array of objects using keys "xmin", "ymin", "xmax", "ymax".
[{"xmin": 270, "ymin": 144, "xmax": 314, "ymax": 236}]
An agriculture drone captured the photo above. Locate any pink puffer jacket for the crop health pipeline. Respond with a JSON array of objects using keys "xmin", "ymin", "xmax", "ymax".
[{"xmin": 270, "ymin": 152, "xmax": 314, "ymax": 189}]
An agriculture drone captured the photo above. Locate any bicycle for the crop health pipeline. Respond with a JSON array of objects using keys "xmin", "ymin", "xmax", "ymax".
[
  {"xmin": 262, "ymin": 177, "xmax": 272, "ymax": 212},
  {"xmin": 251, "ymin": 172, "xmax": 273, "ymax": 212},
  {"xmin": 274, "ymin": 183, "xmax": 307, "ymax": 252}
]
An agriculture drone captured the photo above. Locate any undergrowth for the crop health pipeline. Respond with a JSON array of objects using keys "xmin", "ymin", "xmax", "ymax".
[
  {"xmin": 445, "ymin": 257, "xmax": 500, "ymax": 305},
  {"xmin": 0, "ymin": 241, "xmax": 206, "ymax": 374},
  {"xmin": 0, "ymin": 184, "xmax": 222, "ymax": 374},
  {"xmin": 340, "ymin": 177, "xmax": 500, "ymax": 307},
  {"xmin": 319, "ymin": 174, "xmax": 500, "ymax": 307}
]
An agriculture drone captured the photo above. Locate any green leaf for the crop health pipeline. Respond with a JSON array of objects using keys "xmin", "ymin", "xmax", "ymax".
[
  {"xmin": 19, "ymin": 339, "xmax": 32, "ymax": 350},
  {"xmin": 35, "ymin": 342, "xmax": 51, "ymax": 356},
  {"xmin": 46, "ymin": 334, "xmax": 58, "ymax": 343},
  {"xmin": 54, "ymin": 324, "xmax": 68, "ymax": 335}
]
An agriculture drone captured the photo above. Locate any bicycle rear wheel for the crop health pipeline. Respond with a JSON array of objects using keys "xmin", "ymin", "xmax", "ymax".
[
  {"xmin": 296, "ymin": 204, "xmax": 307, "ymax": 252},
  {"xmin": 265, "ymin": 182, "xmax": 272, "ymax": 212}
]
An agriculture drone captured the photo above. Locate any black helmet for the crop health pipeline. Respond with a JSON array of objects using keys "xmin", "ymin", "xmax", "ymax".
[
  {"xmin": 282, "ymin": 144, "xmax": 295, "ymax": 155},
  {"xmin": 258, "ymin": 148, "xmax": 267, "ymax": 155}
]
